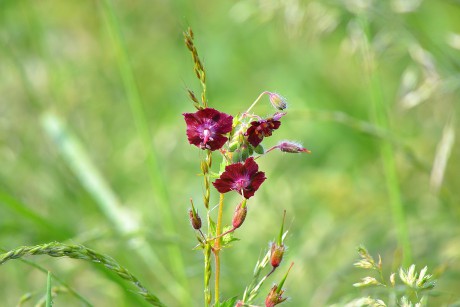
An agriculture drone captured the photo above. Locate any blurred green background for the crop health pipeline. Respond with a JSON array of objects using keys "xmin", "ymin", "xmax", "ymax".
[{"xmin": 1, "ymin": 0, "xmax": 459, "ymax": 306}]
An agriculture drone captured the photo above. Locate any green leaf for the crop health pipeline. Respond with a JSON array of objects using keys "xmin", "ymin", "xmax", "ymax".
[
  {"xmin": 254, "ymin": 144, "xmax": 264, "ymax": 154},
  {"xmin": 209, "ymin": 217, "xmax": 217, "ymax": 238},
  {"xmin": 215, "ymin": 296, "xmax": 238, "ymax": 307},
  {"xmin": 219, "ymin": 158, "xmax": 227, "ymax": 174},
  {"xmin": 222, "ymin": 226, "xmax": 240, "ymax": 247}
]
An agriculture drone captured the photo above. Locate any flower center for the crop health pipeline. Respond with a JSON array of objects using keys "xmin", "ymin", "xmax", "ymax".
[{"xmin": 234, "ymin": 177, "xmax": 250, "ymax": 191}]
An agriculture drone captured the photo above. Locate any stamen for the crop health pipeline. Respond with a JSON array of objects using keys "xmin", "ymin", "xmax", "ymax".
[{"xmin": 203, "ymin": 129, "xmax": 211, "ymax": 144}]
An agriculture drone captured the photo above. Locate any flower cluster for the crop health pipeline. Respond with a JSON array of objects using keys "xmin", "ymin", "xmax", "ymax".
[
  {"xmin": 184, "ymin": 90, "xmax": 310, "ymax": 306},
  {"xmin": 183, "ymin": 92, "xmax": 310, "ymax": 202}
]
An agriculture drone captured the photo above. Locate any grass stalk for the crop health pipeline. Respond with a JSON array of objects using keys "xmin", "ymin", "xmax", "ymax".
[
  {"xmin": 358, "ymin": 15, "xmax": 412, "ymax": 266},
  {"xmin": 0, "ymin": 247, "xmax": 93, "ymax": 306},
  {"xmin": 0, "ymin": 242, "xmax": 166, "ymax": 307}
]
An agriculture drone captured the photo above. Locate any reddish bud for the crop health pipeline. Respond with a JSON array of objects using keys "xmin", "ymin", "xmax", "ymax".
[
  {"xmin": 265, "ymin": 285, "xmax": 287, "ymax": 307},
  {"xmin": 232, "ymin": 200, "xmax": 248, "ymax": 229},
  {"xmin": 277, "ymin": 141, "xmax": 311, "ymax": 154},
  {"xmin": 265, "ymin": 262, "xmax": 294, "ymax": 307},
  {"xmin": 270, "ymin": 242, "xmax": 285, "ymax": 268},
  {"xmin": 189, "ymin": 209, "xmax": 202, "ymax": 230}
]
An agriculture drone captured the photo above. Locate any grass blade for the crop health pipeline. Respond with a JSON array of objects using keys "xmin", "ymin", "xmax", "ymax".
[
  {"xmin": 98, "ymin": 0, "xmax": 191, "ymax": 303},
  {"xmin": 0, "ymin": 242, "xmax": 166, "ymax": 307}
]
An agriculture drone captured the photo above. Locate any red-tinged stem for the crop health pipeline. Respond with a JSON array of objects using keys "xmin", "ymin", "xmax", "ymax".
[{"xmin": 207, "ymin": 227, "xmax": 237, "ymax": 242}]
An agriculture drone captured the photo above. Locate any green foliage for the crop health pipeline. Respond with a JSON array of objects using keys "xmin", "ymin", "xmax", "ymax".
[
  {"xmin": 350, "ymin": 246, "xmax": 437, "ymax": 306},
  {"xmin": 0, "ymin": 0, "xmax": 459, "ymax": 306}
]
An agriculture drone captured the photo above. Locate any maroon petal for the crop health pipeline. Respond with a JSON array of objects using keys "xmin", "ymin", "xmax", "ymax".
[
  {"xmin": 206, "ymin": 134, "xmax": 228, "ymax": 151},
  {"xmin": 245, "ymin": 118, "xmax": 281, "ymax": 148},
  {"xmin": 213, "ymin": 177, "xmax": 233, "ymax": 193},
  {"xmin": 213, "ymin": 157, "xmax": 266, "ymax": 199},
  {"xmin": 246, "ymin": 172, "xmax": 266, "ymax": 196},
  {"xmin": 183, "ymin": 108, "xmax": 233, "ymax": 151},
  {"xmin": 243, "ymin": 157, "xmax": 259, "ymax": 173},
  {"xmin": 246, "ymin": 126, "xmax": 263, "ymax": 147},
  {"xmin": 271, "ymin": 120, "xmax": 281, "ymax": 130},
  {"xmin": 213, "ymin": 162, "xmax": 245, "ymax": 193}
]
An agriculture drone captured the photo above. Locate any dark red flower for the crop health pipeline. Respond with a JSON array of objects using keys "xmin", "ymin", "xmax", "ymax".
[
  {"xmin": 245, "ymin": 113, "xmax": 284, "ymax": 147},
  {"xmin": 183, "ymin": 108, "xmax": 233, "ymax": 151},
  {"xmin": 213, "ymin": 157, "xmax": 266, "ymax": 199}
]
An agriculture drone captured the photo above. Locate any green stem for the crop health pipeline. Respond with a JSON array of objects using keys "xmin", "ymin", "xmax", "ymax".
[
  {"xmin": 46, "ymin": 272, "xmax": 52, "ymax": 307},
  {"xmin": 204, "ymin": 242, "xmax": 212, "ymax": 307},
  {"xmin": 245, "ymin": 91, "xmax": 268, "ymax": 114},
  {"xmin": 358, "ymin": 15, "xmax": 412, "ymax": 266},
  {"xmin": 214, "ymin": 193, "xmax": 225, "ymax": 305},
  {"xmin": 203, "ymin": 150, "xmax": 213, "ymax": 306}
]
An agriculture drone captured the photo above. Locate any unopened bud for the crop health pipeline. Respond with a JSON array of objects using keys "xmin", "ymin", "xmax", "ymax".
[
  {"xmin": 277, "ymin": 141, "xmax": 311, "ymax": 153},
  {"xmin": 232, "ymin": 200, "xmax": 247, "ymax": 229},
  {"xmin": 265, "ymin": 263, "xmax": 293, "ymax": 307},
  {"xmin": 189, "ymin": 209, "xmax": 202, "ymax": 230},
  {"xmin": 272, "ymin": 112, "xmax": 287, "ymax": 121},
  {"xmin": 270, "ymin": 242, "xmax": 285, "ymax": 268},
  {"xmin": 188, "ymin": 198, "xmax": 202, "ymax": 230},
  {"xmin": 267, "ymin": 92, "xmax": 288, "ymax": 111},
  {"xmin": 265, "ymin": 285, "xmax": 286, "ymax": 307}
]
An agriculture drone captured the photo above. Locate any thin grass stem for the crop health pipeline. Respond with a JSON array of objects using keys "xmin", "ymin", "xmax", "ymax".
[
  {"xmin": 1, "ymin": 247, "xmax": 93, "ymax": 306},
  {"xmin": 45, "ymin": 272, "xmax": 52, "ymax": 307},
  {"xmin": 358, "ymin": 15, "xmax": 412, "ymax": 266},
  {"xmin": 99, "ymin": 0, "xmax": 191, "ymax": 303}
]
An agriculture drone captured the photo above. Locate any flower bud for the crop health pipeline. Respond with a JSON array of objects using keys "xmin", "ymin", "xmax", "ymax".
[
  {"xmin": 270, "ymin": 242, "xmax": 285, "ymax": 268},
  {"xmin": 270, "ymin": 210, "xmax": 286, "ymax": 269},
  {"xmin": 265, "ymin": 285, "xmax": 287, "ymax": 307},
  {"xmin": 277, "ymin": 141, "xmax": 311, "ymax": 153},
  {"xmin": 265, "ymin": 262, "xmax": 293, "ymax": 307},
  {"xmin": 272, "ymin": 112, "xmax": 287, "ymax": 121},
  {"xmin": 267, "ymin": 92, "xmax": 288, "ymax": 110},
  {"xmin": 189, "ymin": 209, "xmax": 202, "ymax": 230},
  {"xmin": 232, "ymin": 200, "xmax": 247, "ymax": 229}
]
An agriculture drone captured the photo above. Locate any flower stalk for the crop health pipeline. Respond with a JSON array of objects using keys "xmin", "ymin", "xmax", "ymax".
[
  {"xmin": 213, "ymin": 193, "xmax": 225, "ymax": 304},
  {"xmin": 183, "ymin": 28, "xmax": 308, "ymax": 306}
]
